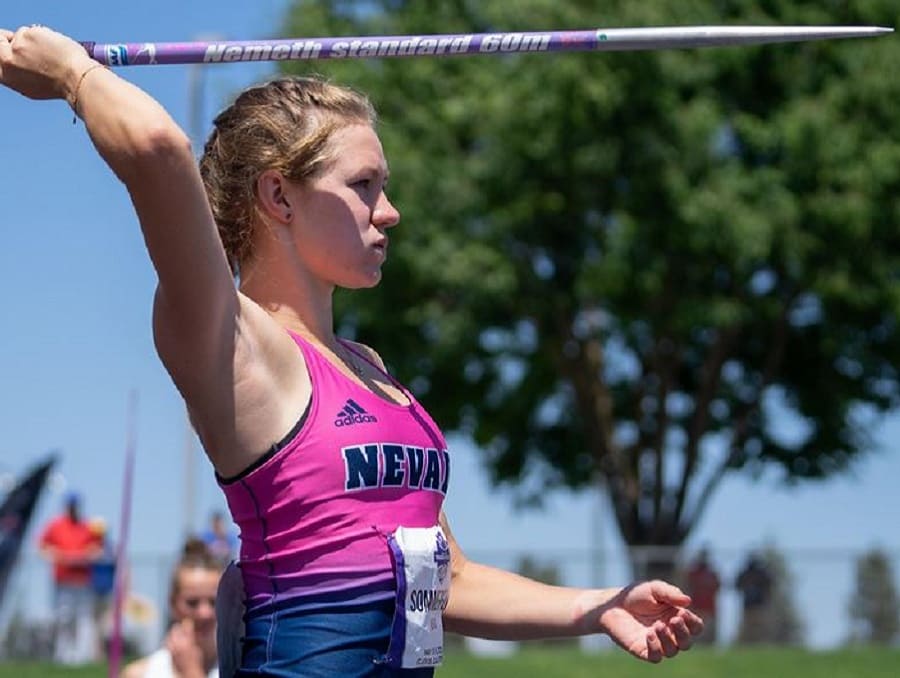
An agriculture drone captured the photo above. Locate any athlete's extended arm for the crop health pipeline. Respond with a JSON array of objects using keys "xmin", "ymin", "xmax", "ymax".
[{"xmin": 439, "ymin": 513, "xmax": 704, "ymax": 663}]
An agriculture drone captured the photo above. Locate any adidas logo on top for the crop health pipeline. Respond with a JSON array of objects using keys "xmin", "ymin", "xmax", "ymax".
[{"xmin": 334, "ymin": 398, "xmax": 378, "ymax": 427}]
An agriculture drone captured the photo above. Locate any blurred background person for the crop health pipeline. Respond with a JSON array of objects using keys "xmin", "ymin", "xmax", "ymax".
[
  {"xmin": 37, "ymin": 491, "xmax": 102, "ymax": 665},
  {"xmin": 199, "ymin": 510, "xmax": 239, "ymax": 570},
  {"xmin": 88, "ymin": 517, "xmax": 117, "ymax": 660},
  {"xmin": 735, "ymin": 552, "xmax": 774, "ymax": 645},
  {"xmin": 122, "ymin": 539, "xmax": 221, "ymax": 678},
  {"xmin": 685, "ymin": 547, "xmax": 721, "ymax": 646}
]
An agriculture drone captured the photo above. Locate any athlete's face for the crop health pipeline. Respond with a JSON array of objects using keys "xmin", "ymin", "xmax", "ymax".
[{"xmin": 286, "ymin": 124, "xmax": 400, "ymax": 289}]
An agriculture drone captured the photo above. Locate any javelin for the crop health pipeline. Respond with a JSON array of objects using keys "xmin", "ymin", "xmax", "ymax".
[
  {"xmin": 108, "ymin": 391, "xmax": 138, "ymax": 678},
  {"xmin": 80, "ymin": 25, "xmax": 893, "ymax": 67}
]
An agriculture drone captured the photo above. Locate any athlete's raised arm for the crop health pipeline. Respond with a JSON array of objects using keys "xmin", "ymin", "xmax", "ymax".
[
  {"xmin": 0, "ymin": 26, "xmax": 301, "ymax": 475},
  {"xmin": 1, "ymin": 26, "xmax": 236, "ymax": 338}
]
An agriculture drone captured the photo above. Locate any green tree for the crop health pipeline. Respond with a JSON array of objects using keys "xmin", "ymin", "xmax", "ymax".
[
  {"xmin": 848, "ymin": 548, "xmax": 900, "ymax": 645},
  {"xmin": 279, "ymin": 1, "xmax": 900, "ymax": 575}
]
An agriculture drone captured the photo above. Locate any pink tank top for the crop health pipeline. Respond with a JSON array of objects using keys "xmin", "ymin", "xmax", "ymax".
[{"xmin": 220, "ymin": 331, "xmax": 449, "ymax": 614}]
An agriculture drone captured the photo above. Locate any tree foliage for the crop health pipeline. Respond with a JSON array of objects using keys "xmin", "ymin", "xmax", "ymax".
[
  {"xmin": 278, "ymin": 1, "xmax": 900, "ymax": 551},
  {"xmin": 848, "ymin": 548, "xmax": 900, "ymax": 645}
]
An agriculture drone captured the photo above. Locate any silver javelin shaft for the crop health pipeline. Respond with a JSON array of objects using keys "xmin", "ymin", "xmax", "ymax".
[{"xmin": 593, "ymin": 25, "xmax": 893, "ymax": 49}]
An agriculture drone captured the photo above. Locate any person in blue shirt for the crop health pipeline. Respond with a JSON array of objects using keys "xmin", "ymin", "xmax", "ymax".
[{"xmin": 199, "ymin": 511, "xmax": 239, "ymax": 569}]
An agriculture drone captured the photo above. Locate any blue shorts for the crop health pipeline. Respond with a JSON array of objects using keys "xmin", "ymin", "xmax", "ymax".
[{"xmin": 236, "ymin": 598, "xmax": 436, "ymax": 678}]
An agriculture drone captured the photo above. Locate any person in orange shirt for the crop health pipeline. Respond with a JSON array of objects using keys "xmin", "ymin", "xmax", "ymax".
[{"xmin": 38, "ymin": 492, "xmax": 102, "ymax": 664}]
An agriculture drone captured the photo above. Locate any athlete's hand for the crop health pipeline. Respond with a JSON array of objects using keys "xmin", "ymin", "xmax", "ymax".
[
  {"xmin": 594, "ymin": 580, "xmax": 704, "ymax": 663},
  {"xmin": 0, "ymin": 25, "xmax": 96, "ymax": 101}
]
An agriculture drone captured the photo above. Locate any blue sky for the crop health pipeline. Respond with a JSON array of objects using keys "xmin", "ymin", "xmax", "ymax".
[{"xmin": 2, "ymin": 1, "xmax": 898, "ymax": 650}]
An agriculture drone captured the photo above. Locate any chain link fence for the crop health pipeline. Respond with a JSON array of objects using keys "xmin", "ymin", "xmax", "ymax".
[{"xmin": 2, "ymin": 544, "xmax": 898, "ymax": 660}]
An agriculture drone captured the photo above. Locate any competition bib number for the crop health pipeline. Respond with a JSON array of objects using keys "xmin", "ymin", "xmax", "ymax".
[{"xmin": 383, "ymin": 525, "xmax": 450, "ymax": 669}]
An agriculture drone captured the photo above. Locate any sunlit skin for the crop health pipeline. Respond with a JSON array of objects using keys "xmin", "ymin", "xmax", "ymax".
[
  {"xmin": 241, "ymin": 124, "xmax": 400, "ymax": 326},
  {"xmin": 286, "ymin": 124, "xmax": 399, "ymax": 290}
]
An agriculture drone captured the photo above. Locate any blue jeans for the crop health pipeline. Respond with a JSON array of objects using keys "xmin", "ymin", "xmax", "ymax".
[{"xmin": 236, "ymin": 598, "xmax": 435, "ymax": 678}]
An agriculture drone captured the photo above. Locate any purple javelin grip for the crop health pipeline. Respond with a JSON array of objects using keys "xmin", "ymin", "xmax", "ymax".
[{"xmin": 80, "ymin": 25, "xmax": 893, "ymax": 67}]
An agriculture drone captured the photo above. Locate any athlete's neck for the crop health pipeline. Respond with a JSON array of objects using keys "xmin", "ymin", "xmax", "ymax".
[{"xmin": 240, "ymin": 257, "xmax": 336, "ymax": 346}]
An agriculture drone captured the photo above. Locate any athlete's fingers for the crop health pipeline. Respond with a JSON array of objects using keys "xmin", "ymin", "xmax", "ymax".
[
  {"xmin": 644, "ymin": 626, "xmax": 664, "ymax": 663},
  {"xmin": 670, "ymin": 614, "xmax": 694, "ymax": 650},
  {"xmin": 655, "ymin": 621, "xmax": 680, "ymax": 658},
  {"xmin": 680, "ymin": 608, "xmax": 705, "ymax": 636},
  {"xmin": 649, "ymin": 580, "xmax": 691, "ymax": 607}
]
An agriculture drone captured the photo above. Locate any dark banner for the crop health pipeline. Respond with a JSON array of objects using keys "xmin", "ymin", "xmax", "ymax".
[{"xmin": 0, "ymin": 455, "xmax": 57, "ymax": 605}]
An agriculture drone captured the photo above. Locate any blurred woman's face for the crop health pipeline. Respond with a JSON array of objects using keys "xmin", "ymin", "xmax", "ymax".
[{"xmin": 171, "ymin": 567, "xmax": 219, "ymax": 642}]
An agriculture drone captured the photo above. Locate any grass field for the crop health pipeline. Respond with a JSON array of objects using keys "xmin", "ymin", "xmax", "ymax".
[{"xmin": 1, "ymin": 647, "xmax": 898, "ymax": 678}]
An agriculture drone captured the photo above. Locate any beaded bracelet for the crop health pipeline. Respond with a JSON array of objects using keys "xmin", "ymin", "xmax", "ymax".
[{"xmin": 69, "ymin": 63, "xmax": 106, "ymax": 124}]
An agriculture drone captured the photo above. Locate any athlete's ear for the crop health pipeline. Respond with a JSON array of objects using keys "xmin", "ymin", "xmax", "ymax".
[{"xmin": 257, "ymin": 170, "xmax": 294, "ymax": 224}]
